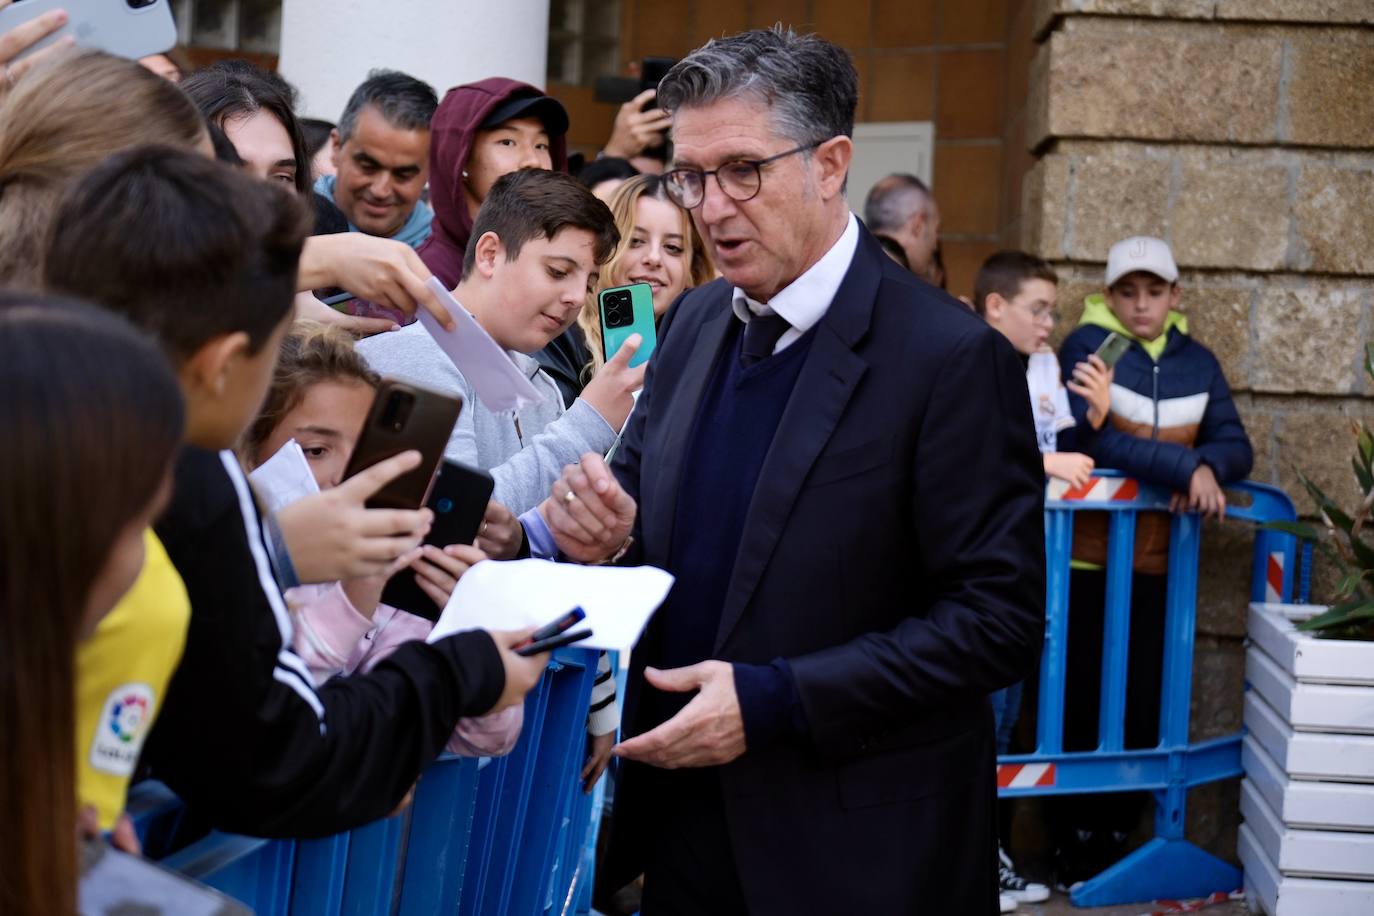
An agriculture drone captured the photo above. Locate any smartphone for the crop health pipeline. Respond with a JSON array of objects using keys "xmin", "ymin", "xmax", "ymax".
[
  {"xmin": 639, "ymin": 56, "xmax": 676, "ymax": 107},
  {"xmin": 380, "ymin": 461, "xmax": 494, "ymax": 621},
  {"xmin": 0, "ymin": 0, "xmax": 177, "ymax": 62},
  {"xmin": 1094, "ymin": 331, "xmax": 1132, "ymax": 368},
  {"xmin": 341, "ymin": 381, "xmax": 463, "ymax": 510},
  {"xmin": 599, "ymin": 283, "xmax": 657, "ymax": 369}
]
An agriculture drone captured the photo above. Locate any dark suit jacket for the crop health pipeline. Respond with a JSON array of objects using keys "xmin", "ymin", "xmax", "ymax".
[{"xmin": 605, "ymin": 227, "xmax": 1046, "ymax": 914}]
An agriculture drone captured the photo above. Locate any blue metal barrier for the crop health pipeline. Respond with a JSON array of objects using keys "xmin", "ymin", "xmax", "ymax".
[
  {"xmin": 130, "ymin": 647, "xmax": 601, "ymax": 915},
  {"xmin": 998, "ymin": 473, "xmax": 1302, "ymax": 907}
]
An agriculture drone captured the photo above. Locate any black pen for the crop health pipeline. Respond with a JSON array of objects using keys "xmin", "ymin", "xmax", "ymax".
[
  {"xmin": 516, "ymin": 628, "xmax": 593, "ymax": 656},
  {"xmin": 512, "ymin": 606, "xmax": 585, "ymax": 651}
]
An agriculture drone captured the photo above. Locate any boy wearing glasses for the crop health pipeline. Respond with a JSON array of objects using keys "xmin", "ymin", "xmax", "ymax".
[
  {"xmin": 973, "ymin": 250, "xmax": 1109, "ymax": 910},
  {"xmin": 974, "ymin": 250, "xmax": 1113, "ymax": 486},
  {"xmin": 1050, "ymin": 236, "xmax": 1252, "ymax": 888}
]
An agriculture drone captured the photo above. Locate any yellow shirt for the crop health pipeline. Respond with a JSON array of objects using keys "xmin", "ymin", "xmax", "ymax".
[{"xmin": 75, "ymin": 530, "xmax": 190, "ymax": 829}]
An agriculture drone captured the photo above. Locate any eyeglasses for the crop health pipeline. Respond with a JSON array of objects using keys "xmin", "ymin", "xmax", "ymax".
[
  {"xmin": 663, "ymin": 141, "xmax": 824, "ymax": 209},
  {"xmin": 1019, "ymin": 301, "xmax": 1060, "ymax": 325}
]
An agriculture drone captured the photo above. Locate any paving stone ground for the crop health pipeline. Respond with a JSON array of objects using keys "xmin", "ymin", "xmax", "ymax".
[{"xmin": 1022, "ymin": 891, "xmax": 1250, "ymax": 916}]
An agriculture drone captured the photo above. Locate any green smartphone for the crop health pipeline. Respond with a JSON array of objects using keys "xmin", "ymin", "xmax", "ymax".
[
  {"xmin": 1094, "ymin": 331, "xmax": 1132, "ymax": 368},
  {"xmin": 598, "ymin": 282, "xmax": 657, "ymax": 368}
]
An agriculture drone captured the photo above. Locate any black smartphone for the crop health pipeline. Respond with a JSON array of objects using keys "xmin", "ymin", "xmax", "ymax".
[
  {"xmin": 639, "ymin": 56, "xmax": 676, "ymax": 108},
  {"xmin": 341, "ymin": 381, "xmax": 463, "ymax": 510},
  {"xmin": 381, "ymin": 460, "xmax": 495, "ymax": 621}
]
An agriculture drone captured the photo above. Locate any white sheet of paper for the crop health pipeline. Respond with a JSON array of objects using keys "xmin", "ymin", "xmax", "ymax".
[
  {"xmin": 248, "ymin": 439, "xmax": 319, "ymax": 514},
  {"xmin": 417, "ymin": 277, "xmax": 544, "ymax": 413},
  {"xmin": 426, "ymin": 559, "xmax": 674, "ymax": 653}
]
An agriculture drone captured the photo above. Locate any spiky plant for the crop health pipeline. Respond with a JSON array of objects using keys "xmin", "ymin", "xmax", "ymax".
[{"xmin": 1264, "ymin": 344, "xmax": 1374, "ymax": 639}]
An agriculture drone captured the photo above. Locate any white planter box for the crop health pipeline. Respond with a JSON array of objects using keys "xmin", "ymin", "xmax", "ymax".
[
  {"xmin": 1246, "ymin": 644, "xmax": 1374, "ymax": 734},
  {"xmin": 1240, "ymin": 823, "xmax": 1374, "ymax": 916},
  {"xmin": 1240, "ymin": 778, "xmax": 1374, "ymax": 879},
  {"xmin": 1248, "ymin": 603, "xmax": 1374, "ymax": 687},
  {"xmin": 1242, "ymin": 735, "xmax": 1374, "ymax": 832},
  {"xmin": 1244, "ymin": 690, "xmax": 1374, "ymax": 783}
]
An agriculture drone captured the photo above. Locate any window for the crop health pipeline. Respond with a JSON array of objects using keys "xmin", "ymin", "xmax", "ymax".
[
  {"xmin": 547, "ymin": 0, "xmax": 621, "ymax": 86},
  {"xmin": 174, "ymin": 0, "xmax": 281, "ymax": 54}
]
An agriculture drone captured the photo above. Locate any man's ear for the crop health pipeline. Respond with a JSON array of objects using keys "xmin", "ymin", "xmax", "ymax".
[
  {"xmin": 330, "ymin": 129, "xmax": 343, "ymax": 169},
  {"xmin": 181, "ymin": 332, "xmax": 252, "ymax": 398},
  {"xmin": 814, "ymin": 135, "xmax": 853, "ymax": 201},
  {"xmin": 473, "ymin": 231, "xmax": 503, "ymax": 279},
  {"xmin": 1168, "ymin": 283, "xmax": 1183, "ymax": 310},
  {"xmin": 983, "ymin": 292, "xmax": 1009, "ymax": 322}
]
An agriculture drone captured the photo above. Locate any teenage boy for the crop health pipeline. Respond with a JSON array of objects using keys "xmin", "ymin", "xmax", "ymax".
[
  {"xmin": 45, "ymin": 146, "xmax": 548, "ymax": 837},
  {"xmin": 359, "ymin": 168, "xmax": 643, "ymax": 515},
  {"xmin": 974, "ymin": 250, "xmax": 1113, "ymax": 910},
  {"xmin": 1053, "ymin": 236, "xmax": 1252, "ymax": 886}
]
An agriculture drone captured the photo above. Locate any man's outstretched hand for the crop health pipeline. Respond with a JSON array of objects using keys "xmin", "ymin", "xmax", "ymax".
[
  {"xmin": 613, "ymin": 661, "xmax": 746, "ymax": 769},
  {"xmin": 538, "ymin": 453, "xmax": 635, "ymax": 564}
]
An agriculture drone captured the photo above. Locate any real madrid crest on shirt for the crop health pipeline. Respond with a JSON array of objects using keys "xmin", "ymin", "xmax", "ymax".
[{"xmin": 1026, "ymin": 350, "xmax": 1075, "ymax": 454}]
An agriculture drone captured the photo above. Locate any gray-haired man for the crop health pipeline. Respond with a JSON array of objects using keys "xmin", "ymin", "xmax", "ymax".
[
  {"xmin": 315, "ymin": 69, "xmax": 437, "ymax": 246},
  {"xmin": 567, "ymin": 26, "xmax": 1045, "ymax": 916},
  {"xmin": 864, "ymin": 172, "xmax": 941, "ymax": 280}
]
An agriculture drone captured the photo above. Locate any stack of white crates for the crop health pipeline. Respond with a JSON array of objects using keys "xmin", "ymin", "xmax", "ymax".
[{"xmin": 1240, "ymin": 602, "xmax": 1374, "ymax": 915}]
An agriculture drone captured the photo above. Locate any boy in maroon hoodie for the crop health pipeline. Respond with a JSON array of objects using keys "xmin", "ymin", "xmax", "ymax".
[{"xmin": 419, "ymin": 78, "xmax": 570, "ymax": 287}]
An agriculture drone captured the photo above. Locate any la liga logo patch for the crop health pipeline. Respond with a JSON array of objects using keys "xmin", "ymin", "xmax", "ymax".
[{"xmin": 90, "ymin": 682, "xmax": 155, "ymax": 776}]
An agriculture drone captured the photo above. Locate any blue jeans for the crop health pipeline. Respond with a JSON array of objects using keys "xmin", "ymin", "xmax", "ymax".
[{"xmin": 989, "ymin": 681, "xmax": 1023, "ymax": 757}]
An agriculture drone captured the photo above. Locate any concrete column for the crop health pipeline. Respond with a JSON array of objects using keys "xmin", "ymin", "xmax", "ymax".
[{"xmin": 278, "ymin": 0, "xmax": 551, "ymax": 122}]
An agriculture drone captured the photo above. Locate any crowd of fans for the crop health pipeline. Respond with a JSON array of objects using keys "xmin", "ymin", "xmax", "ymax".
[{"xmin": 0, "ymin": 15, "xmax": 1253, "ymax": 916}]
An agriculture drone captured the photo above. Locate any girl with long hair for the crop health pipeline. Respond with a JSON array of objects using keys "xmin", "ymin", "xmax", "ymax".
[
  {"xmin": 0, "ymin": 296, "xmax": 184, "ymax": 915},
  {"xmin": 577, "ymin": 173, "xmax": 715, "ymax": 379}
]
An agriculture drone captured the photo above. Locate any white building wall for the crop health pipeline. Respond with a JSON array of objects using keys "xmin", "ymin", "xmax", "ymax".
[{"xmin": 279, "ymin": 0, "xmax": 551, "ymax": 122}]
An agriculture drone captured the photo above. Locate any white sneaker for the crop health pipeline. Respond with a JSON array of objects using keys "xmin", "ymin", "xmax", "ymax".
[
  {"xmin": 1000, "ymin": 891, "xmax": 1019, "ymax": 913},
  {"xmin": 999, "ymin": 845, "xmax": 1051, "ymax": 904}
]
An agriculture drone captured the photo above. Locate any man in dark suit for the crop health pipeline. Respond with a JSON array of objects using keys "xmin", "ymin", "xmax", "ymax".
[{"xmin": 542, "ymin": 27, "xmax": 1045, "ymax": 915}]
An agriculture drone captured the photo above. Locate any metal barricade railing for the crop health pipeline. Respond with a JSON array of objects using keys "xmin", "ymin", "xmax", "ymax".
[
  {"xmin": 998, "ymin": 472, "xmax": 1302, "ymax": 907},
  {"xmin": 130, "ymin": 647, "xmax": 601, "ymax": 915}
]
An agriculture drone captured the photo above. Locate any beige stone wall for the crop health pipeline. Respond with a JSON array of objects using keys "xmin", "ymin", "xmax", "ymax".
[{"xmin": 1019, "ymin": 0, "xmax": 1374, "ymax": 864}]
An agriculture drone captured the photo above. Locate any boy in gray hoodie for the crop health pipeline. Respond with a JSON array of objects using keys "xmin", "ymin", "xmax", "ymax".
[{"xmin": 359, "ymin": 168, "xmax": 644, "ymax": 515}]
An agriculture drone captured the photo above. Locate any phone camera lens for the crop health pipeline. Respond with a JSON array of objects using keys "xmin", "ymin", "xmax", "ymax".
[
  {"xmin": 436, "ymin": 497, "xmax": 454, "ymax": 514},
  {"xmin": 380, "ymin": 389, "xmax": 416, "ymax": 432}
]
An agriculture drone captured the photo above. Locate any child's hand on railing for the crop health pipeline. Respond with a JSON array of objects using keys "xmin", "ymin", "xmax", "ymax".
[
  {"xmin": 1044, "ymin": 451, "xmax": 1095, "ymax": 489},
  {"xmin": 1170, "ymin": 463, "xmax": 1226, "ymax": 519}
]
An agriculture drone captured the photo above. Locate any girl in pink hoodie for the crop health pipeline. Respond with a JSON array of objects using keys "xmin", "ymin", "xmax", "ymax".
[{"xmin": 244, "ymin": 321, "xmax": 522, "ymax": 756}]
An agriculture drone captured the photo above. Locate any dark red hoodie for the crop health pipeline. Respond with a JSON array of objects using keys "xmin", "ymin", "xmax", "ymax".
[{"xmin": 419, "ymin": 78, "xmax": 570, "ymax": 288}]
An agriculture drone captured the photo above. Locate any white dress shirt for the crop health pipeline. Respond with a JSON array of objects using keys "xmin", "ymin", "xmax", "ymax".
[{"xmin": 729, "ymin": 212, "xmax": 861, "ymax": 354}]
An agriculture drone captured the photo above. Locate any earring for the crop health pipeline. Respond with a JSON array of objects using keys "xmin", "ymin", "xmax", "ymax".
[{"xmin": 462, "ymin": 170, "xmax": 469, "ymax": 178}]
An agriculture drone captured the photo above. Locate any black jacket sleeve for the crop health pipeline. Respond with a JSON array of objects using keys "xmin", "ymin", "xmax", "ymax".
[{"xmin": 145, "ymin": 448, "xmax": 505, "ymax": 838}]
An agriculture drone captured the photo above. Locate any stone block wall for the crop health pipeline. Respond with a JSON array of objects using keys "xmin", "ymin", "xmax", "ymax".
[{"xmin": 1022, "ymin": 0, "xmax": 1374, "ymax": 866}]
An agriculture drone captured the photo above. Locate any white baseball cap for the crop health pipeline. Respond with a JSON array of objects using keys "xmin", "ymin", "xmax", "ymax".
[{"xmin": 1105, "ymin": 236, "xmax": 1179, "ymax": 287}]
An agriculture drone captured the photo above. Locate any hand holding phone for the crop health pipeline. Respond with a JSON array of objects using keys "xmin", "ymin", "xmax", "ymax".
[
  {"xmin": 1070, "ymin": 338, "xmax": 1119, "ymax": 431},
  {"xmin": 0, "ymin": 0, "xmax": 176, "ymax": 64},
  {"xmin": 599, "ymin": 283, "xmax": 657, "ymax": 368},
  {"xmin": 1093, "ymin": 331, "xmax": 1132, "ymax": 368},
  {"xmin": 380, "ymin": 460, "xmax": 494, "ymax": 621},
  {"xmin": 341, "ymin": 381, "xmax": 463, "ymax": 510}
]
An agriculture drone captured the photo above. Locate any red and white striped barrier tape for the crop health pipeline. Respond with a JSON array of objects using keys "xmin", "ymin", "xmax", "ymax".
[
  {"xmin": 996, "ymin": 762, "xmax": 1056, "ymax": 789},
  {"xmin": 1265, "ymin": 551, "xmax": 1284, "ymax": 603},
  {"xmin": 1047, "ymin": 476, "xmax": 1141, "ymax": 503}
]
